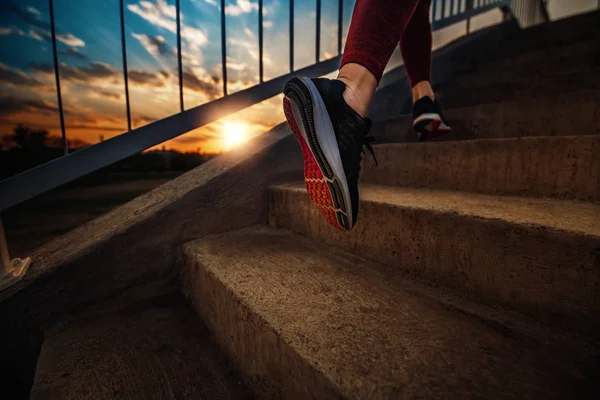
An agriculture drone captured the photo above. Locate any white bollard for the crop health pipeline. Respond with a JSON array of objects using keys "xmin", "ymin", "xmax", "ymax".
[{"xmin": 0, "ymin": 216, "xmax": 31, "ymax": 293}]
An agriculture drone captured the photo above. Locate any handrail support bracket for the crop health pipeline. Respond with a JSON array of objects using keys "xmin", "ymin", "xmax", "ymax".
[{"xmin": 0, "ymin": 216, "xmax": 30, "ymax": 293}]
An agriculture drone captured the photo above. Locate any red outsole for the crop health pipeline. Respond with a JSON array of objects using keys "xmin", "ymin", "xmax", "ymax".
[
  {"xmin": 283, "ymin": 97, "xmax": 345, "ymax": 231},
  {"xmin": 430, "ymin": 119, "xmax": 452, "ymax": 133}
]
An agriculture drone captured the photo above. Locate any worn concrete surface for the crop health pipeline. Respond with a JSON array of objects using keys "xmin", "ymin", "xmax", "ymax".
[
  {"xmin": 436, "ymin": 68, "xmax": 600, "ymax": 110},
  {"xmin": 359, "ymin": 135, "xmax": 600, "ymax": 202},
  {"xmin": 371, "ymin": 11, "xmax": 600, "ymax": 120},
  {"xmin": 0, "ymin": 124, "xmax": 302, "ymax": 330},
  {"xmin": 269, "ymin": 183, "xmax": 600, "ymax": 336},
  {"xmin": 371, "ymin": 87, "xmax": 600, "ymax": 143},
  {"xmin": 370, "ymin": 19, "xmax": 522, "ymax": 121},
  {"xmin": 184, "ymin": 225, "xmax": 599, "ymax": 400},
  {"xmin": 500, "ymin": 10, "xmax": 599, "ymax": 56},
  {"xmin": 30, "ymin": 292, "xmax": 252, "ymax": 400}
]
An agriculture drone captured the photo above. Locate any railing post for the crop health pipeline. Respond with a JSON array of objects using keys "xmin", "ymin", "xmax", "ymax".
[
  {"xmin": 337, "ymin": 0, "xmax": 343, "ymax": 55},
  {"xmin": 289, "ymin": 0, "xmax": 294, "ymax": 72},
  {"xmin": 466, "ymin": 0, "xmax": 473, "ymax": 34},
  {"xmin": 176, "ymin": 0, "xmax": 184, "ymax": 111},
  {"xmin": 0, "ymin": 216, "xmax": 30, "ymax": 292},
  {"xmin": 221, "ymin": 0, "xmax": 228, "ymax": 96},
  {"xmin": 316, "ymin": 0, "xmax": 321, "ymax": 63},
  {"xmin": 49, "ymin": 0, "xmax": 68, "ymax": 154},
  {"xmin": 119, "ymin": 0, "xmax": 132, "ymax": 131},
  {"xmin": 258, "ymin": 0, "xmax": 264, "ymax": 83}
]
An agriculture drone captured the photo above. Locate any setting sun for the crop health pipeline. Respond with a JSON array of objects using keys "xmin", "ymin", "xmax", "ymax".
[{"xmin": 223, "ymin": 122, "xmax": 248, "ymax": 149}]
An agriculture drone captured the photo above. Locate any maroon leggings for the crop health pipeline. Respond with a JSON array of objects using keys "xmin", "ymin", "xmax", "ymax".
[{"xmin": 341, "ymin": 0, "xmax": 432, "ymax": 87}]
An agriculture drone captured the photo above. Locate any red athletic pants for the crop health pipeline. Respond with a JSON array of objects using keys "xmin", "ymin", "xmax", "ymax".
[{"xmin": 340, "ymin": 0, "xmax": 432, "ymax": 86}]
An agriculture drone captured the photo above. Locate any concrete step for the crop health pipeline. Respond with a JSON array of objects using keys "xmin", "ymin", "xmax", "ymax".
[
  {"xmin": 269, "ymin": 184, "xmax": 600, "ymax": 336},
  {"xmin": 359, "ymin": 135, "xmax": 600, "ymax": 202},
  {"xmin": 30, "ymin": 293, "xmax": 250, "ymax": 399},
  {"xmin": 436, "ymin": 68, "xmax": 600, "ymax": 109},
  {"xmin": 372, "ymin": 88, "xmax": 600, "ymax": 142},
  {"xmin": 498, "ymin": 10, "xmax": 600, "ymax": 56},
  {"xmin": 183, "ymin": 225, "xmax": 598, "ymax": 399},
  {"xmin": 465, "ymin": 36, "xmax": 600, "ymax": 80},
  {"xmin": 437, "ymin": 67, "xmax": 600, "ymax": 107}
]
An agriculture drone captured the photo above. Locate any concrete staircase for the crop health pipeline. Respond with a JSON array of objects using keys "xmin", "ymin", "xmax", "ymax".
[
  {"xmin": 183, "ymin": 11, "xmax": 600, "ymax": 400},
  {"xmin": 21, "ymin": 10, "xmax": 599, "ymax": 400}
]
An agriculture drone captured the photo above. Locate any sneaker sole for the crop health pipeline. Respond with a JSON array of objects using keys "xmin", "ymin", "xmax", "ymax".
[
  {"xmin": 283, "ymin": 77, "xmax": 352, "ymax": 231},
  {"xmin": 414, "ymin": 114, "xmax": 452, "ymax": 141}
]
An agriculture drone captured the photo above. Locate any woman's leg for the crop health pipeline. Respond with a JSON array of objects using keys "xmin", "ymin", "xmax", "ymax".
[
  {"xmin": 283, "ymin": 0, "xmax": 423, "ymax": 231},
  {"xmin": 399, "ymin": 0, "xmax": 451, "ymax": 137},
  {"xmin": 338, "ymin": 0, "xmax": 421, "ymax": 117},
  {"xmin": 399, "ymin": 0, "xmax": 435, "ymax": 102}
]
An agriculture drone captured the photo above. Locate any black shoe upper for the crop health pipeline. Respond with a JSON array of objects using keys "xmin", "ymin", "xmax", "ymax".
[
  {"xmin": 311, "ymin": 78, "xmax": 376, "ymax": 225},
  {"xmin": 412, "ymin": 96, "xmax": 449, "ymax": 124}
]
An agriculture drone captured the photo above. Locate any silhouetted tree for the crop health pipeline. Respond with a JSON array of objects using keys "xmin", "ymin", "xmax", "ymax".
[{"xmin": 10, "ymin": 124, "xmax": 49, "ymax": 150}]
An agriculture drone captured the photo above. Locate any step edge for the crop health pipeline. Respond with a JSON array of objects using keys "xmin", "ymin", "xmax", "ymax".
[{"xmin": 269, "ymin": 184, "xmax": 600, "ymax": 239}]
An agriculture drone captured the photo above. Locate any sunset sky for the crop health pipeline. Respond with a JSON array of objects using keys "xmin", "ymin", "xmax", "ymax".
[
  {"xmin": 0, "ymin": 0, "xmax": 355, "ymax": 154},
  {"xmin": 0, "ymin": 0, "xmax": 595, "ymax": 154}
]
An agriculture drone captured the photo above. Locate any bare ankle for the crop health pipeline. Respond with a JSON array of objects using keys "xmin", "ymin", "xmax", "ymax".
[
  {"xmin": 412, "ymin": 81, "xmax": 435, "ymax": 103},
  {"xmin": 337, "ymin": 63, "xmax": 377, "ymax": 118},
  {"xmin": 338, "ymin": 81, "xmax": 369, "ymax": 118}
]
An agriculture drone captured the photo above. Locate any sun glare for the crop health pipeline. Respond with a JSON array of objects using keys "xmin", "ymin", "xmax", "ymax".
[{"xmin": 223, "ymin": 121, "xmax": 248, "ymax": 149}]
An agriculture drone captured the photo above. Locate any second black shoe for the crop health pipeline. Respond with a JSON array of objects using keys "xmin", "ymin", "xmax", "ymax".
[{"xmin": 412, "ymin": 96, "xmax": 452, "ymax": 140}]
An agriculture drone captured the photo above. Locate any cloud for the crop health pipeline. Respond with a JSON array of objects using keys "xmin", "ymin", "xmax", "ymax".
[
  {"xmin": 0, "ymin": 96, "xmax": 60, "ymax": 117},
  {"xmin": 0, "ymin": 3, "xmax": 85, "ymax": 47},
  {"xmin": 31, "ymin": 62, "xmax": 117, "ymax": 83},
  {"xmin": 26, "ymin": 6, "xmax": 41, "ymax": 16},
  {"xmin": 225, "ymin": 0, "xmax": 258, "ymax": 16},
  {"xmin": 128, "ymin": 0, "xmax": 176, "ymax": 31},
  {"xmin": 127, "ymin": 1, "xmax": 208, "ymax": 50},
  {"xmin": 128, "ymin": 69, "xmax": 167, "ymax": 87},
  {"xmin": 27, "ymin": 29, "xmax": 43, "ymax": 41},
  {"xmin": 182, "ymin": 70, "xmax": 220, "ymax": 98},
  {"xmin": 182, "ymin": 25, "xmax": 208, "ymax": 50},
  {"xmin": 0, "ymin": 26, "xmax": 34, "ymax": 39},
  {"xmin": 204, "ymin": 0, "xmax": 218, "ymax": 6},
  {"xmin": 263, "ymin": 20, "xmax": 273, "ymax": 28},
  {"xmin": 91, "ymin": 89, "xmax": 122, "ymax": 100},
  {"xmin": 226, "ymin": 61, "xmax": 248, "ymax": 71},
  {"xmin": 58, "ymin": 47, "xmax": 90, "ymax": 61},
  {"xmin": 172, "ymin": 134, "xmax": 214, "ymax": 144},
  {"xmin": 31, "ymin": 61, "xmax": 175, "ymax": 91},
  {"xmin": 0, "ymin": 63, "xmax": 44, "ymax": 87},
  {"xmin": 56, "ymin": 33, "xmax": 85, "ymax": 47},
  {"xmin": 132, "ymin": 33, "xmax": 172, "ymax": 59}
]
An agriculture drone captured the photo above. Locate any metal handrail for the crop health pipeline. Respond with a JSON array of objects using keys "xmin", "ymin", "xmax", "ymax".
[{"xmin": 1, "ymin": 0, "xmax": 519, "ymax": 213}]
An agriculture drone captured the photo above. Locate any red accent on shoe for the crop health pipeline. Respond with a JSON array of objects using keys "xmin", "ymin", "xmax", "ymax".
[{"xmin": 284, "ymin": 97, "xmax": 345, "ymax": 231}]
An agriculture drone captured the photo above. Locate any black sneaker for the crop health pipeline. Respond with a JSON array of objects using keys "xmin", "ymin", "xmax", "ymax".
[
  {"xmin": 412, "ymin": 96, "xmax": 451, "ymax": 140},
  {"xmin": 283, "ymin": 77, "xmax": 376, "ymax": 231}
]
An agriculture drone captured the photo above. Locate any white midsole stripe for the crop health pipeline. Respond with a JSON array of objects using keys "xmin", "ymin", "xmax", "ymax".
[
  {"xmin": 413, "ymin": 113, "xmax": 441, "ymax": 126},
  {"xmin": 299, "ymin": 77, "xmax": 353, "ymax": 227}
]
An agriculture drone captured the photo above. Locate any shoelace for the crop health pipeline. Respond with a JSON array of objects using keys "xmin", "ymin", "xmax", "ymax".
[{"xmin": 361, "ymin": 135, "xmax": 378, "ymax": 166}]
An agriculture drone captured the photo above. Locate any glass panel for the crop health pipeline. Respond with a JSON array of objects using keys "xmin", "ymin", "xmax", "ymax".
[
  {"xmin": 293, "ymin": 0, "xmax": 316, "ymax": 70},
  {"xmin": 225, "ymin": 0, "xmax": 259, "ymax": 94},
  {"xmin": 263, "ymin": 0, "xmax": 290, "ymax": 81},
  {"xmin": 53, "ymin": 0, "xmax": 126, "ymax": 146},
  {"xmin": 341, "ymin": 0, "xmax": 355, "ymax": 49},
  {"xmin": 180, "ymin": 0, "xmax": 224, "ymax": 109},
  {"xmin": 320, "ymin": 0, "xmax": 338, "ymax": 61},
  {"xmin": 124, "ymin": 0, "xmax": 179, "ymax": 129},
  {"xmin": 0, "ymin": 0, "xmax": 63, "ymax": 179}
]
